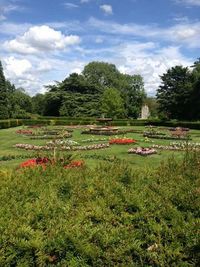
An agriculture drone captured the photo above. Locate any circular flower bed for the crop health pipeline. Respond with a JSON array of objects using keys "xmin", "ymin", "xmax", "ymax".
[
  {"xmin": 128, "ymin": 147, "xmax": 157, "ymax": 156},
  {"xmin": 109, "ymin": 138, "xmax": 136, "ymax": 145}
]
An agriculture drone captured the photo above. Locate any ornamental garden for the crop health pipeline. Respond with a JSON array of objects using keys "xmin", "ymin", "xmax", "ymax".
[{"xmin": 1, "ymin": 121, "xmax": 200, "ymax": 168}]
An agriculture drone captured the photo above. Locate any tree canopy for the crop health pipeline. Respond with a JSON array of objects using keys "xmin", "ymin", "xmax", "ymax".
[
  {"xmin": 156, "ymin": 66, "xmax": 193, "ymax": 120},
  {"xmin": 42, "ymin": 61, "xmax": 146, "ymax": 118}
]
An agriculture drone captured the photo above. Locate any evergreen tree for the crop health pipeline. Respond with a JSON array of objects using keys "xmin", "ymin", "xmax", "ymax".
[
  {"xmin": 156, "ymin": 66, "xmax": 193, "ymax": 120},
  {"xmin": 0, "ymin": 60, "xmax": 9, "ymax": 119}
]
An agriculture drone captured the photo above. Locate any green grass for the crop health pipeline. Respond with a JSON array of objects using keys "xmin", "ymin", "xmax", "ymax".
[{"xmin": 1, "ymin": 125, "xmax": 200, "ymax": 168}]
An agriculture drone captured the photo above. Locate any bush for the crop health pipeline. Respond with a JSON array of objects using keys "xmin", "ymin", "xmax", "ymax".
[
  {"xmin": 0, "ymin": 119, "xmax": 23, "ymax": 129},
  {"xmin": 0, "ymin": 154, "xmax": 199, "ymax": 266}
]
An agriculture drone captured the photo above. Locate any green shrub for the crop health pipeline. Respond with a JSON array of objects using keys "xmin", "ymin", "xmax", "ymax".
[
  {"xmin": 0, "ymin": 154, "xmax": 199, "ymax": 266},
  {"xmin": 0, "ymin": 119, "xmax": 23, "ymax": 129}
]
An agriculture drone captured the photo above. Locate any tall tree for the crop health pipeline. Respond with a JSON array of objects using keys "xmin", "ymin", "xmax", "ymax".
[
  {"xmin": 189, "ymin": 59, "xmax": 200, "ymax": 119},
  {"xmin": 100, "ymin": 88, "xmax": 125, "ymax": 118},
  {"xmin": 82, "ymin": 61, "xmax": 121, "ymax": 90},
  {"xmin": 119, "ymin": 74, "xmax": 146, "ymax": 118},
  {"xmin": 32, "ymin": 94, "xmax": 46, "ymax": 115},
  {"xmin": 156, "ymin": 66, "xmax": 193, "ymax": 120},
  {"xmin": 0, "ymin": 60, "xmax": 9, "ymax": 119}
]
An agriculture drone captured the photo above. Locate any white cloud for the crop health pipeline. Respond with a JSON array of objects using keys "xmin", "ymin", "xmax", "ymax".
[
  {"xmin": 175, "ymin": 0, "xmax": 200, "ymax": 6},
  {"xmin": 4, "ymin": 56, "xmax": 32, "ymax": 77},
  {"xmin": 4, "ymin": 25, "xmax": 81, "ymax": 54},
  {"xmin": 0, "ymin": 2, "xmax": 24, "ymax": 20},
  {"xmin": 95, "ymin": 36, "xmax": 104, "ymax": 43},
  {"xmin": 88, "ymin": 17, "xmax": 200, "ymax": 48},
  {"xmin": 0, "ymin": 22, "xmax": 32, "ymax": 35},
  {"xmin": 0, "ymin": 14, "xmax": 6, "ymax": 20},
  {"xmin": 100, "ymin": 4, "xmax": 113, "ymax": 15},
  {"xmin": 110, "ymin": 43, "xmax": 192, "ymax": 95},
  {"xmin": 80, "ymin": 0, "xmax": 90, "ymax": 3},
  {"xmin": 64, "ymin": 2, "xmax": 79, "ymax": 8},
  {"xmin": 2, "ymin": 55, "xmax": 87, "ymax": 95},
  {"xmin": 76, "ymin": 41, "xmax": 193, "ymax": 95}
]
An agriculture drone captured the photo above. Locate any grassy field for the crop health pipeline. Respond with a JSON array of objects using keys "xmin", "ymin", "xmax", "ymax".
[{"xmin": 1, "ymin": 125, "xmax": 200, "ymax": 169}]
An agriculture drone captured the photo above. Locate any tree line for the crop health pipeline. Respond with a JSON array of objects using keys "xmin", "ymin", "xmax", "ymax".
[
  {"xmin": 0, "ymin": 59, "xmax": 199, "ymax": 120},
  {"xmin": 0, "ymin": 61, "xmax": 146, "ymax": 119}
]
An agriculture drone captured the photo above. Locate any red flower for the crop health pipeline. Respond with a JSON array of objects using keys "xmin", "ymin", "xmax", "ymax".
[
  {"xmin": 109, "ymin": 138, "xmax": 136, "ymax": 145},
  {"xmin": 19, "ymin": 159, "xmax": 37, "ymax": 168},
  {"xmin": 19, "ymin": 157, "xmax": 51, "ymax": 169},
  {"xmin": 64, "ymin": 160, "xmax": 85, "ymax": 169},
  {"xmin": 16, "ymin": 130, "xmax": 33, "ymax": 135}
]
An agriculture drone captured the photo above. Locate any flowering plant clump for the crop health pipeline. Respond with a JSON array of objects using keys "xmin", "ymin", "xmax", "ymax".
[
  {"xmin": 19, "ymin": 157, "xmax": 51, "ymax": 169},
  {"xmin": 64, "ymin": 160, "xmax": 85, "ymax": 169},
  {"xmin": 14, "ymin": 143, "xmax": 110, "ymax": 151},
  {"xmin": 27, "ymin": 125, "xmax": 43, "ymax": 129},
  {"xmin": 170, "ymin": 141, "xmax": 200, "ymax": 149},
  {"xmin": 109, "ymin": 138, "xmax": 136, "ymax": 145},
  {"xmin": 16, "ymin": 130, "xmax": 33, "ymax": 135},
  {"xmin": 128, "ymin": 147, "xmax": 157, "ymax": 156},
  {"xmin": 152, "ymin": 142, "xmax": 200, "ymax": 151},
  {"xmin": 15, "ymin": 144, "xmax": 51, "ymax": 151},
  {"xmin": 47, "ymin": 140, "xmax": 79, "ymax": 146},
  {"xmin": 19, "ymin": 157, "xmax": 85, "ymax": 170}
]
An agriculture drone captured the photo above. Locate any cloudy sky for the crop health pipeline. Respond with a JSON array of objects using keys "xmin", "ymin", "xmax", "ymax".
[{"xmin": 0, "ymin": 0, "xmax": 199, "ymax": 96}]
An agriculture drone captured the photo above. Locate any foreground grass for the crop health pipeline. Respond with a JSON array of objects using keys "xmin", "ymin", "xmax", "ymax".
[{"xmin": 0, "ymin": 153, "xmax": 199, "ymax": 266}]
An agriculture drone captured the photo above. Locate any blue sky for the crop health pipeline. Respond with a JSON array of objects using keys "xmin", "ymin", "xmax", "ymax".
[{"xmin": 0, "ymin": 0, "xmax": 199, "ymax": 96}]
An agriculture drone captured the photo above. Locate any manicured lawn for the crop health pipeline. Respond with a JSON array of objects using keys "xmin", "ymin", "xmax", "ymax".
[{"xmin": 1, "ymin": 125, "xmax": 199, "ymax": 169}]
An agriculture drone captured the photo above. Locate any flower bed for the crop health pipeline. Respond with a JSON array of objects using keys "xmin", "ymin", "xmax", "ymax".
[
  {"xmin": 19, "ymin": 157, "xmax": 51, "ymax": 168},
  {"xmin": 109, "ymin": 138, "xmax": 136, "ymax": 145},
  {"xmin": 14, "ymin": 143, "xmax": 110, "ymax": 151},
  {"xmin": 128, "ymin": 147, "xmax": 157, "ymax": 156},
  {"xmin": 47, "ymin": 140, "xmax": 79, "ymax": 146},
  {"xmin": 19, "ymin": 157, "xmax": 84, "ymax": 169},
  {"xmin": 143, "ymin": 134, "xmax": 190, "ymax": 140},
  {"xmin": 30, "ymin": 133, "xmax": 72, "ymax": 139},
  {"xmin": 16, "ymin": 129, "xmax": 33, "ymax": 135},
  {"xmin": 82, "ymin": 129, "xmax": 141, "ymax": 136},
  {"xmin": 152, "ymin": 142, "xmax": 200, "ymax": 151}
]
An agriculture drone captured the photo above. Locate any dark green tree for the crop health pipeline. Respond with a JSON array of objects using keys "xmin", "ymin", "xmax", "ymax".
[
  {"xmin": 9, "ymin": 88, "xmax": 32, "ymax": 118},
  {"xmin": 43, "ymin": 92, "xmax": 63, "ymax": 116},
  {"xmin": 0, "ymin": 60, "xmax": 9, "ymax": 119},
  {"xmin": 119, "ymin": 74, "xmax": 146, "ymax": 118},
  {"xmin": 189, "ymin": 59, "xmax": 200, "ymax": 119},
  {"xmin": 82, "ymin": 61, "xmax": 121, "ymax": 90},
  {"xmin": 60, "ymin": 93, "xmax": 100, "ymax": 117},
  {"xmin": 60, "ymin": 73, "xmax": 99, "ymax": 94},
  {"xmin": 100, "ymin": 88, "xmax": 125, "ymax": 118},
  {"xmin": 43, "ymin": 61, "xmax": 146, "ymax": 118},
  {"xmin": 156, "ymin": 66, "xmax": 193, "ymax": 120},
  {"xmin": 32, "ymin": 94, "xmax": 46, "ymax": 115}
]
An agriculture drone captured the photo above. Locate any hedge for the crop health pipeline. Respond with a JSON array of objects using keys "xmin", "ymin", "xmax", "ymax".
[
  {"xmin": 0, "ymin": 119, "xmax": 23, "ymax": 129},
  {"xmin": 1, "ymin": 118, "xmax": 200, "ymax": 130}
]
